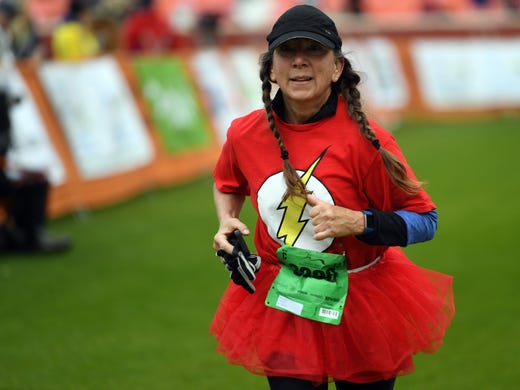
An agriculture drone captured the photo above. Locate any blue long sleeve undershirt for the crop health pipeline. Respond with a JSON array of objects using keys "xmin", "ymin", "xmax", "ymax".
[
  {"xmin": 396, "ymin": 209, "xmax": 437, "ymax": 245},
  {"xmin": 356, "ymin": 209, "xmax": 437, "ymax": 247}
]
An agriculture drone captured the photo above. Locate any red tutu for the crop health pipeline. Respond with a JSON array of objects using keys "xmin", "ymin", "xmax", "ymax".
[{"xmin": 210, "ymin": 247, "xmax": 455, "ymax": 384}]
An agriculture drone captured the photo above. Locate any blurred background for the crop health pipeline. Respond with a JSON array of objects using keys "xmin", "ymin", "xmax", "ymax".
[{"xmin": 0, "ymin": 0, "xmax": 519, "ymax": 389}]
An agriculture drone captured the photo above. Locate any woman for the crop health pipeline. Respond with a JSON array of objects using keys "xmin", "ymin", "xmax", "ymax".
[{"xmin": 211, "ymin": 5, "xmax": 454, "ymax": 389}]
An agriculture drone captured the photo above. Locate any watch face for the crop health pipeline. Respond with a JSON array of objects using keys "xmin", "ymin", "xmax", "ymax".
[{"xmin": 362, "ymin": 210, "xmax": 375, "ymax": 234}]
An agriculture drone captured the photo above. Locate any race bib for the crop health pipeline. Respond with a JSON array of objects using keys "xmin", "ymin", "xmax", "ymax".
[{"xmin": 265, "ymin": 245, "xmax": 348, "ymax": 325}]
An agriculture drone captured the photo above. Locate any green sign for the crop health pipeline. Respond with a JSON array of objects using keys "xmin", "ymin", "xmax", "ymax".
[{"xmin": 132, "ymin": 57, "xmax": 211, "ymax": 153}]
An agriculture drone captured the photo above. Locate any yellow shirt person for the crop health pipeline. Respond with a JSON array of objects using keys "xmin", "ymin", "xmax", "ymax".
[
  {"xmin": 52, "ymin": 21, "xmax": 99, "ymax": 60},
  {"xmin": 51, "ymin": 1, "xmax": 100, "ymax": 61}
]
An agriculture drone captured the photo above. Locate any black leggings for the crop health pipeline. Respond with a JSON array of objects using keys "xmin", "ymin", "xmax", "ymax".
[{"xmin": 267, "ymin": 376, "xmax": 396, "ymax": 390}]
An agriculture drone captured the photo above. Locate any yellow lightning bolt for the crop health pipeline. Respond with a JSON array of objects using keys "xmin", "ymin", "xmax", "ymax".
[{"xmin": 277, "ymin": 148, "xmax": 329, "ymax": 246}]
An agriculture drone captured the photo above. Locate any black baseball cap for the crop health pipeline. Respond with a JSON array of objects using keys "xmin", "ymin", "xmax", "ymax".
[{"xmin": 266, "ymin": 5, "xmax": 342, "ymax": 52}]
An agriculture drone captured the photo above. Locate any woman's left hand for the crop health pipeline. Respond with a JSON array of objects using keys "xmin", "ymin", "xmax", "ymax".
[{"xmin": 306, "ymin": 194, "xmax": 365, "ymax": 240}]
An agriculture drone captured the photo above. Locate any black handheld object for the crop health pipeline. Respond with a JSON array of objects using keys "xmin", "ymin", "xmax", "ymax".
[{"xmin": 217, "ymin": 230, "xmax": 261, "ymax": 294}]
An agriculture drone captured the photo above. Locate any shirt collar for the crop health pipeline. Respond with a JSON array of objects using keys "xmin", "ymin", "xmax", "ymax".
[{"xmin": 271, "ymin": 89, "xmax": 338, "ymax": 124}]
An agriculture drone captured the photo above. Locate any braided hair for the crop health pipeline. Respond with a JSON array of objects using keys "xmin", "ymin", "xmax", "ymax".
[
  {"xmin": 259, "ymin": 51, "xmax": 311, "ymax": 201},
  {"xmin": 259, "ymin": 48, "xmax": 422, "ymax": 201}
]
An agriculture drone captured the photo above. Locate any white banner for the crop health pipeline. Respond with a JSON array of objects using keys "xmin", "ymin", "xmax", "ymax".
[
  {"xmin": 344, "ymin": 37, "xmax": 409, "ymax": 110},
  {"xmin": 191, "ymin": 49, "xmax": 250, "ymax": 143},
  {"xmin": 228, "ymin": 47, "xmax": 264, "ymax": 114},
  {"xmin": 411, "ymin": 38, "xmax": 520, "ymax": 110},
  {"xmin": 39, "ymin": 56, "xmax": 154, "ymax": 179}
]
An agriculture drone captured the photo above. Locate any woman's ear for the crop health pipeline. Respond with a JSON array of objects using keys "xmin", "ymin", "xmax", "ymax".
[
  {"xmin": 269, "ymin": 69, "xmax": 277, "ymax": 83},
  {"xmin": 332, "ymin": 58, "xmax": 344, "ymax": 83}
]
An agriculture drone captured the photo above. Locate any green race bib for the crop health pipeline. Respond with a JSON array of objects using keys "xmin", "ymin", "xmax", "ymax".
[{"xmin": 265, "ymin": 245, "xmax": 348, "ymax": 325}]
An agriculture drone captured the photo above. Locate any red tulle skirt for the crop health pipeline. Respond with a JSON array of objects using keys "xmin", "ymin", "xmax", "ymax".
[{"xmin": 210, "ymin": 247, "xmax": 455, "ymax": 384}]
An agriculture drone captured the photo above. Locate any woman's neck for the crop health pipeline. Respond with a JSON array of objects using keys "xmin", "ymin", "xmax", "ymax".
[{"xmin": 282, "ymin": 90, "xmax": 332, "ymax": 124}]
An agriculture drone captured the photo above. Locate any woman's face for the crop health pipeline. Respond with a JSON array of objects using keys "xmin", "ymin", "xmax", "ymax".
[{"xmin": 271, "ymin": 38, "xmax": 344, "ymax": 111}]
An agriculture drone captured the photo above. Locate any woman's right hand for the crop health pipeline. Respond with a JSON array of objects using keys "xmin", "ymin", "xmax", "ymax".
[{"xmin": 213, "ymin": 218, "xmax": 250, "ymax": 255}]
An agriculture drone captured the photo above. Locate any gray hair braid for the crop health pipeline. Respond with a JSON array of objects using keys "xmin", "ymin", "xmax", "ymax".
[
  {"xmin": 336, "ymin": 52, "xmax": 422, "ymax": 195},
  {"xmin": 259, "ymin": 51, "xmax": 310, "ymax": 200}
]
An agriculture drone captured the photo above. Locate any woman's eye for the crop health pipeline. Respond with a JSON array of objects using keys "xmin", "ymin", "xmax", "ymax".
[
  {"xmin": 278, "ymin": 44, "xmax": 295, "ymax": 53},
  {"xmin": 307, "ymin": 44, "xmax": 327, "ymax": 53},
  {"xmin": 276, "ymin": 41, "xmax": 328, "ymax": 55}
]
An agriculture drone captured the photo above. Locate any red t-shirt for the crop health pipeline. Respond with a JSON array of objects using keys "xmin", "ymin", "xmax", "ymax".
[{"xmin": 214, "ymin": 97, "xmax": 435, "ymax": 269}]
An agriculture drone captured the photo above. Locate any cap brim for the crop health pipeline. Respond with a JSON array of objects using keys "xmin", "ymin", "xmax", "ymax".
[{"xmin": 268, "ymin": 31, "xmax": 336, "ymax": 51}]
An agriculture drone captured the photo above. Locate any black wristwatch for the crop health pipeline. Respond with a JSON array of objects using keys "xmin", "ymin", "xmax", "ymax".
[{"xmin": 362, "ymin": 209, "xmax": 375, "ymax": 235}]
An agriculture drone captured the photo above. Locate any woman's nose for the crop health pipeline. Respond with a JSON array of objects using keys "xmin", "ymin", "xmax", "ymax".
[{"xmin": 291, "ymin": 50, "xmax": 308, "ymax": 67}]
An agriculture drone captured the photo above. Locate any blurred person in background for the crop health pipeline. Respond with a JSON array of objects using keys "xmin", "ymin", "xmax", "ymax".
[
  {"xmin": 344, "ymin": 0, "xmax": 363, "ymax": 14},
  {"xmin": 505, "ymin": 0, "xmax": 520, "ymax": 11},
  {"xmin": 51, "ymin": 0, "xmax": 100, "ymax": 60},
  {"xmin": 24, "ymin": 0, "xmax": 70, "ymax": 59},
  {"xmin": 196, "ymin": 11, "xmax": 221, "ymax": 46},
  {"xmin": 119, "ymin": 0, "xmax": 186, "ymax": 54},
  {"xmin": 211, "ymin": 5, "xmax": 454, "ymax": 389},
  {"xmin": 0, "ymin": 0, "xmax": 71, "ymax": 254},
  {"xmin": 90, "ymin": 0, "xmax": 138, "ymax": 54},
  {"xmin": 9, "ymin": 7, "xmax": 46, "ymax": 62},
  {"xmin": 153, "ymin": 0, "xmax": 234, "ymax": 47}
]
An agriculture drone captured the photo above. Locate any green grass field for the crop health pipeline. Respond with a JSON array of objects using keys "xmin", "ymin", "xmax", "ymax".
[{"xmin": 1, "ymin": 114, "xmax": 519, "ymax": 389}]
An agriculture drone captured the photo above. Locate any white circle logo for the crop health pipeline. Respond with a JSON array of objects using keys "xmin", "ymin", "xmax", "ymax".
[{"xmin": 257, "ymin": 170, "xmax": 334, "ymax": 252}]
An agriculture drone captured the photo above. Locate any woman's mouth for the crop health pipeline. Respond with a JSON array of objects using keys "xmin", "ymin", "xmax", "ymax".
[{"xmin": 290, "ymin": 76, "xmax": 312, "ymax": 82}]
